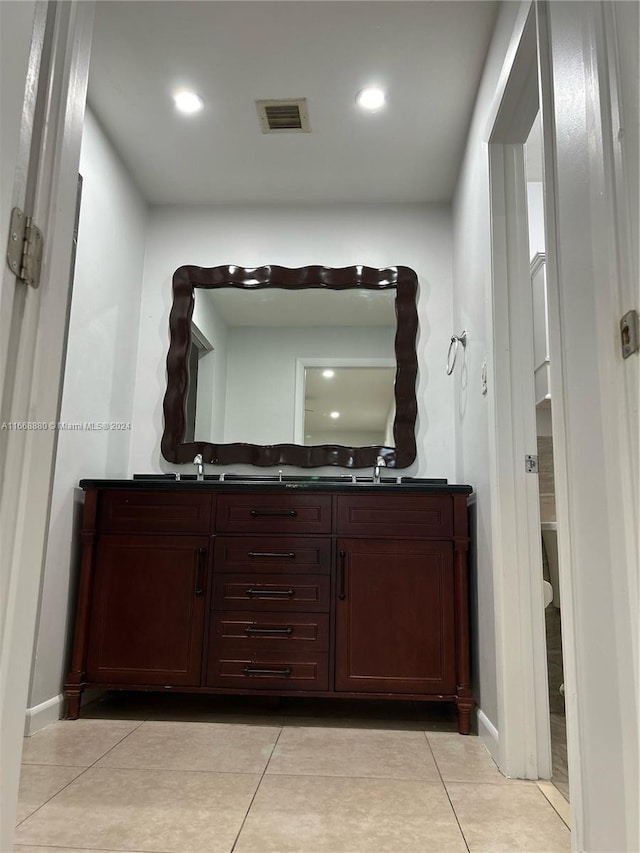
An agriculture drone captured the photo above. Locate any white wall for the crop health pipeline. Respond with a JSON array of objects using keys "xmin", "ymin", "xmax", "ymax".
[
  {"xmin": 450, "ymin": 4, "xmax": 530, "ymax": 739},
  {"xmin": 26, "ymin": 109, "xmax": 147, "ymax": 727},
  {"xmin": 309, "ymin": 431, "xmax": 382, "ymax": 446},
  {"xmin": 223, "ymin": 326, "xmax": 394, "ymax": 445},
  {"xmin": 526, "ymin": 183, "xmax": 545, "ymax": 259},
  {"xmin": 129, "ymin": 204, "xmax": 455, "ymax": 477}
]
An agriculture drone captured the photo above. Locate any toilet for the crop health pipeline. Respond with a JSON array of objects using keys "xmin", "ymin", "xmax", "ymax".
[{"xmin": 541, "ymin": 522, "xmax": 560, "ymax": 608}]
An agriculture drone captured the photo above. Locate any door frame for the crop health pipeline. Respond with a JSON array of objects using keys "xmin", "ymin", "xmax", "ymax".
[
  {"xmin": 487, "ymin": 2, "xmax": 639, "ymax": 850},
  {"xmin": 486, "ymin": 2, "xmax": 555, "ymax": 786},
  {"xmin": 536, "ymin": 3, "xmax": 638, "ymax": 849},
  {"xmin": 0, "ymin": 2, "xmax": 94, "ymax": 847}
]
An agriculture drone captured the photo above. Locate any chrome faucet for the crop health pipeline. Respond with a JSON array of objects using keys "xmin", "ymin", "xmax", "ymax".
[
  {"xmin": 373, "ymin": 455, "xmax": 386, "ymax": 484},
  {"xmin": 193, "ymin": 454, "xmax": 204, "ymax": 481}
]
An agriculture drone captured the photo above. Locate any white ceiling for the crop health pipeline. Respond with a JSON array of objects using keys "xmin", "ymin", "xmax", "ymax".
[
  {"xmin": 196, "ymin": 286, "xmax": 396, "ymax": 327},
  {"xmin": 87, "ymin": 1, "xmax": 499, "ymax": 205}
]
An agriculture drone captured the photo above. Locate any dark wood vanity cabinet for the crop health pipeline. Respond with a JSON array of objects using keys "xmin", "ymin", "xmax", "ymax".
[
  {"xmin": 86, "ymin": 534, "xmax": 209, "ymax": 686},
  {"xmin": 335, "ymin": 539, "xmax": 456, "ymax": 695},
  {"xmin": 66, "ymin": 484, "xmax": 473, "ymax": 732}
]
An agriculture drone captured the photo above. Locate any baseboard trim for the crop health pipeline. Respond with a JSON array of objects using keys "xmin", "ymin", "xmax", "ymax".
[
  {"xmin": 24, "ymin": 694, "xmax": 64, "ymax": 735},
  {"xmin": 24, "ymin": 688, "xmax": 107, "ymax": 735},
  {"xmin": 477, "ymin": 708, "xmax": 499, "ymax": 763}
]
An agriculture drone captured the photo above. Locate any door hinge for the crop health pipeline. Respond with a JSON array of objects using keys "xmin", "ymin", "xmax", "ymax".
[
  {"xmin": 525, "ymin": 454, "xmax": 539, "ymax": 473},
  {"xmin": 620, "ymin": 309, "xmax": 639, "ymax": 358},
  {"xmin": 6, "ymin": 207, "xmax": 43, "ymax": 288}
]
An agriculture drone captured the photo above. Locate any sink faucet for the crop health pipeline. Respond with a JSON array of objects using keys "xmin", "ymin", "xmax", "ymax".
[
  {"xmin": 193, "ymin": 454, "xmax": 204, "ymax": 481},
  {"xmin": 373, "ymin": 455, "xmax": 386, "ymax": 484}
]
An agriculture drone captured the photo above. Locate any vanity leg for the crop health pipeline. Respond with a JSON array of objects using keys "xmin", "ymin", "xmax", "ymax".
[
  {"xmin": 456, "ymin": 696, "xmax": 474, "ymax": 735},
  {"xmin": 66, "ymin": 689, "xmax": 83, "ymax": 720},
  {"xmin": 65, "ymin": 491, "xmax": 97, "ymax": 722}
]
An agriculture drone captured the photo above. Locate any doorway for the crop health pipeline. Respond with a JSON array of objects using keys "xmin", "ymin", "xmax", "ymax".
[
  {"xmin": 524, "ymin": 114, "xmax": 568, "ymax": 802},
  {"xmin": 486, "ymin": 2, "xmax": 575, "ymax": 802}
]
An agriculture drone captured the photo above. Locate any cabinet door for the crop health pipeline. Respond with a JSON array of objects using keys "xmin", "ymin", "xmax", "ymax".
[
  {"xmin": 86, "ymin": 535, "xmax": 209, "ymax": 686},
  {"xmin": 335, "ymin": 539, "xmax": 456, "ymax": 694}
]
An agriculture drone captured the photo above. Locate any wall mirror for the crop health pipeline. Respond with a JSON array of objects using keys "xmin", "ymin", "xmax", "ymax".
[{"xmin": 162, "ymin": 264, "xmax": 418, "ymax": 468}]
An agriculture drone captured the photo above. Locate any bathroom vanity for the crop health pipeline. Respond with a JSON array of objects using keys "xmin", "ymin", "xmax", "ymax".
[
  {"xmin": 65, "ymin": 479, "xmax": 474, "ymax": 733},
  {"xmin": 65, "ymin": 265, "xmax": 474, "ymax": 730}
]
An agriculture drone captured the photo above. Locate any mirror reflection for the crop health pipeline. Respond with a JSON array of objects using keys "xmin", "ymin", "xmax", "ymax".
[
  {"xmin": 303, "ymin": 367, "xmax": 396, "ymax": 447},
  {"xmin": 188, "ymin": 287, "xmax": 397, "ymax": 447}
]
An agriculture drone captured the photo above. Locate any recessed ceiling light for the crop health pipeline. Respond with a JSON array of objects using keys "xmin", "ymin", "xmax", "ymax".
[
  {"xmin": 355, "ymin": 87, "xmax": 385, "ymax": 111},
  {"xmin": 173, "ymin": 90, "xmax": 204, "ymax": 115},
  {"xmin": 322, "ymin": 369, "xmax": 335, "ymax": 378},
  {"xmin": 330, "ymin": 411, "xmax": 340, "ymax": 419}
]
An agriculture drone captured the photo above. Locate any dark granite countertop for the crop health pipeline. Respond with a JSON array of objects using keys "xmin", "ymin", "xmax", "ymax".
[{"xmin": 78, "ymin": 476, "xmax": 473, "ymax": 495}]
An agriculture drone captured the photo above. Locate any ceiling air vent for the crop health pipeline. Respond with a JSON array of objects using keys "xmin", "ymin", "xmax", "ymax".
[{"xmin": 256, "ymin": 99, "xmax": 310, "ymax": 133}]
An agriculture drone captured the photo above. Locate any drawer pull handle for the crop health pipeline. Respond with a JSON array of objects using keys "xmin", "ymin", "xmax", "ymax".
[
  {"xmin": 195, "ymin": 548, "xmax": 206, "ymax": 597},
  {"xmin": 245, "ymin": 587, "xmax": 295, "ymax": 597},
  {"xmin": 244, "ymin": 626, "xmax": 294, "ymax": 636},
  {"xmin": 243, "ymin": 666, "xmax": 292, "ymax": 677},
  {"xmin": 248, "ymin": 551, "xmax": 296, "ymax": 559},
  {"xmin": 339, "ymin": 550, "xmax": 346, "ymax": 600},
  {"xmin": 250, "ymin": 509, "xmax": 298, "ymax": 517}
]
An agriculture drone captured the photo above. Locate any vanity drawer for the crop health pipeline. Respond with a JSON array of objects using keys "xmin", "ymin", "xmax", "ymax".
[
  {"xmin": 211, "ymin": 611, "xmax": 330, "ymax": 651},
  {"xmin": 213, "ymin": 574, "xmax": 330, "ymax": 612},
  {"xmin": 98, "ymin": 490, "xmax": 213, "ymax": 535},
  {"xmin": 214, "ymin": 536, "xmax": 330, "ymax": 575},
  {"xmin": 208, "ymin": 649, "xmax": 329, "ymax": 691},
  {"xmin": 336, "ymin": 494, "xmax": 453, "ymax": 538},
  {"xmin": 216, "ymin": 494, "xmax": 331, "ymax": 534}
]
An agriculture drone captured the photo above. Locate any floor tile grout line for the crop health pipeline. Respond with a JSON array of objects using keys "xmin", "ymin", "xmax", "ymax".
[
  {"xmin": 15, "ymin": 765, "xmax": 87, "ymax": 829},
  {"xmin": 229, "ymin": 724, "xmax": 285, "ymax": 853},
  {"xmin": 16, "ymin": 718, "xmax": 147, "ymax": 829},
  {"xmin": 239, "ymin": 772, "xmax": 461, "ymax": 783},
  {"xmin": 423, "ymin": 734, "xmax": 571, "ymax": 840},
  {"xmin": 423, "ymin": 730, "xmax": 471, "ymax": 853}
]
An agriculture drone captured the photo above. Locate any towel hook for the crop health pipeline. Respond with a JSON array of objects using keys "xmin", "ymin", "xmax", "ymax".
[{"xmin": 446, "ymin": 330, "xmax": 467, "ymax": 375}]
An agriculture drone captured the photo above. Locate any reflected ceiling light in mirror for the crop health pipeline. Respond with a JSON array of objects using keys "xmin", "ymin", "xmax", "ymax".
[
  {"xmin": 322, "ymin": 369, "xmax": 335, "ymax": 378},
  {"xmin": 173, "ymin": 90, "xmax": 204, "ymax": 114},
  {"xmin": 330, "ymin": 411, "xmax": 340, "ymax": 419},
  {"xmin": 355, "ymin": 87, "xmax": 385, "ymax": 111}
]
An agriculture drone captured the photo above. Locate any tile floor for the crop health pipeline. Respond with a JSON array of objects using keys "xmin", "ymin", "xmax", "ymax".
[{"xmin": 15, "ymin": 695, "xmax": 571, "ymax": 853}]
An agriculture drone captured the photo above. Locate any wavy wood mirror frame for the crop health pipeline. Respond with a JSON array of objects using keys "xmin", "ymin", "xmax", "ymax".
[{"xmin": 161, "ymin": 264, "xmax": 418, "ymax": 468}]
